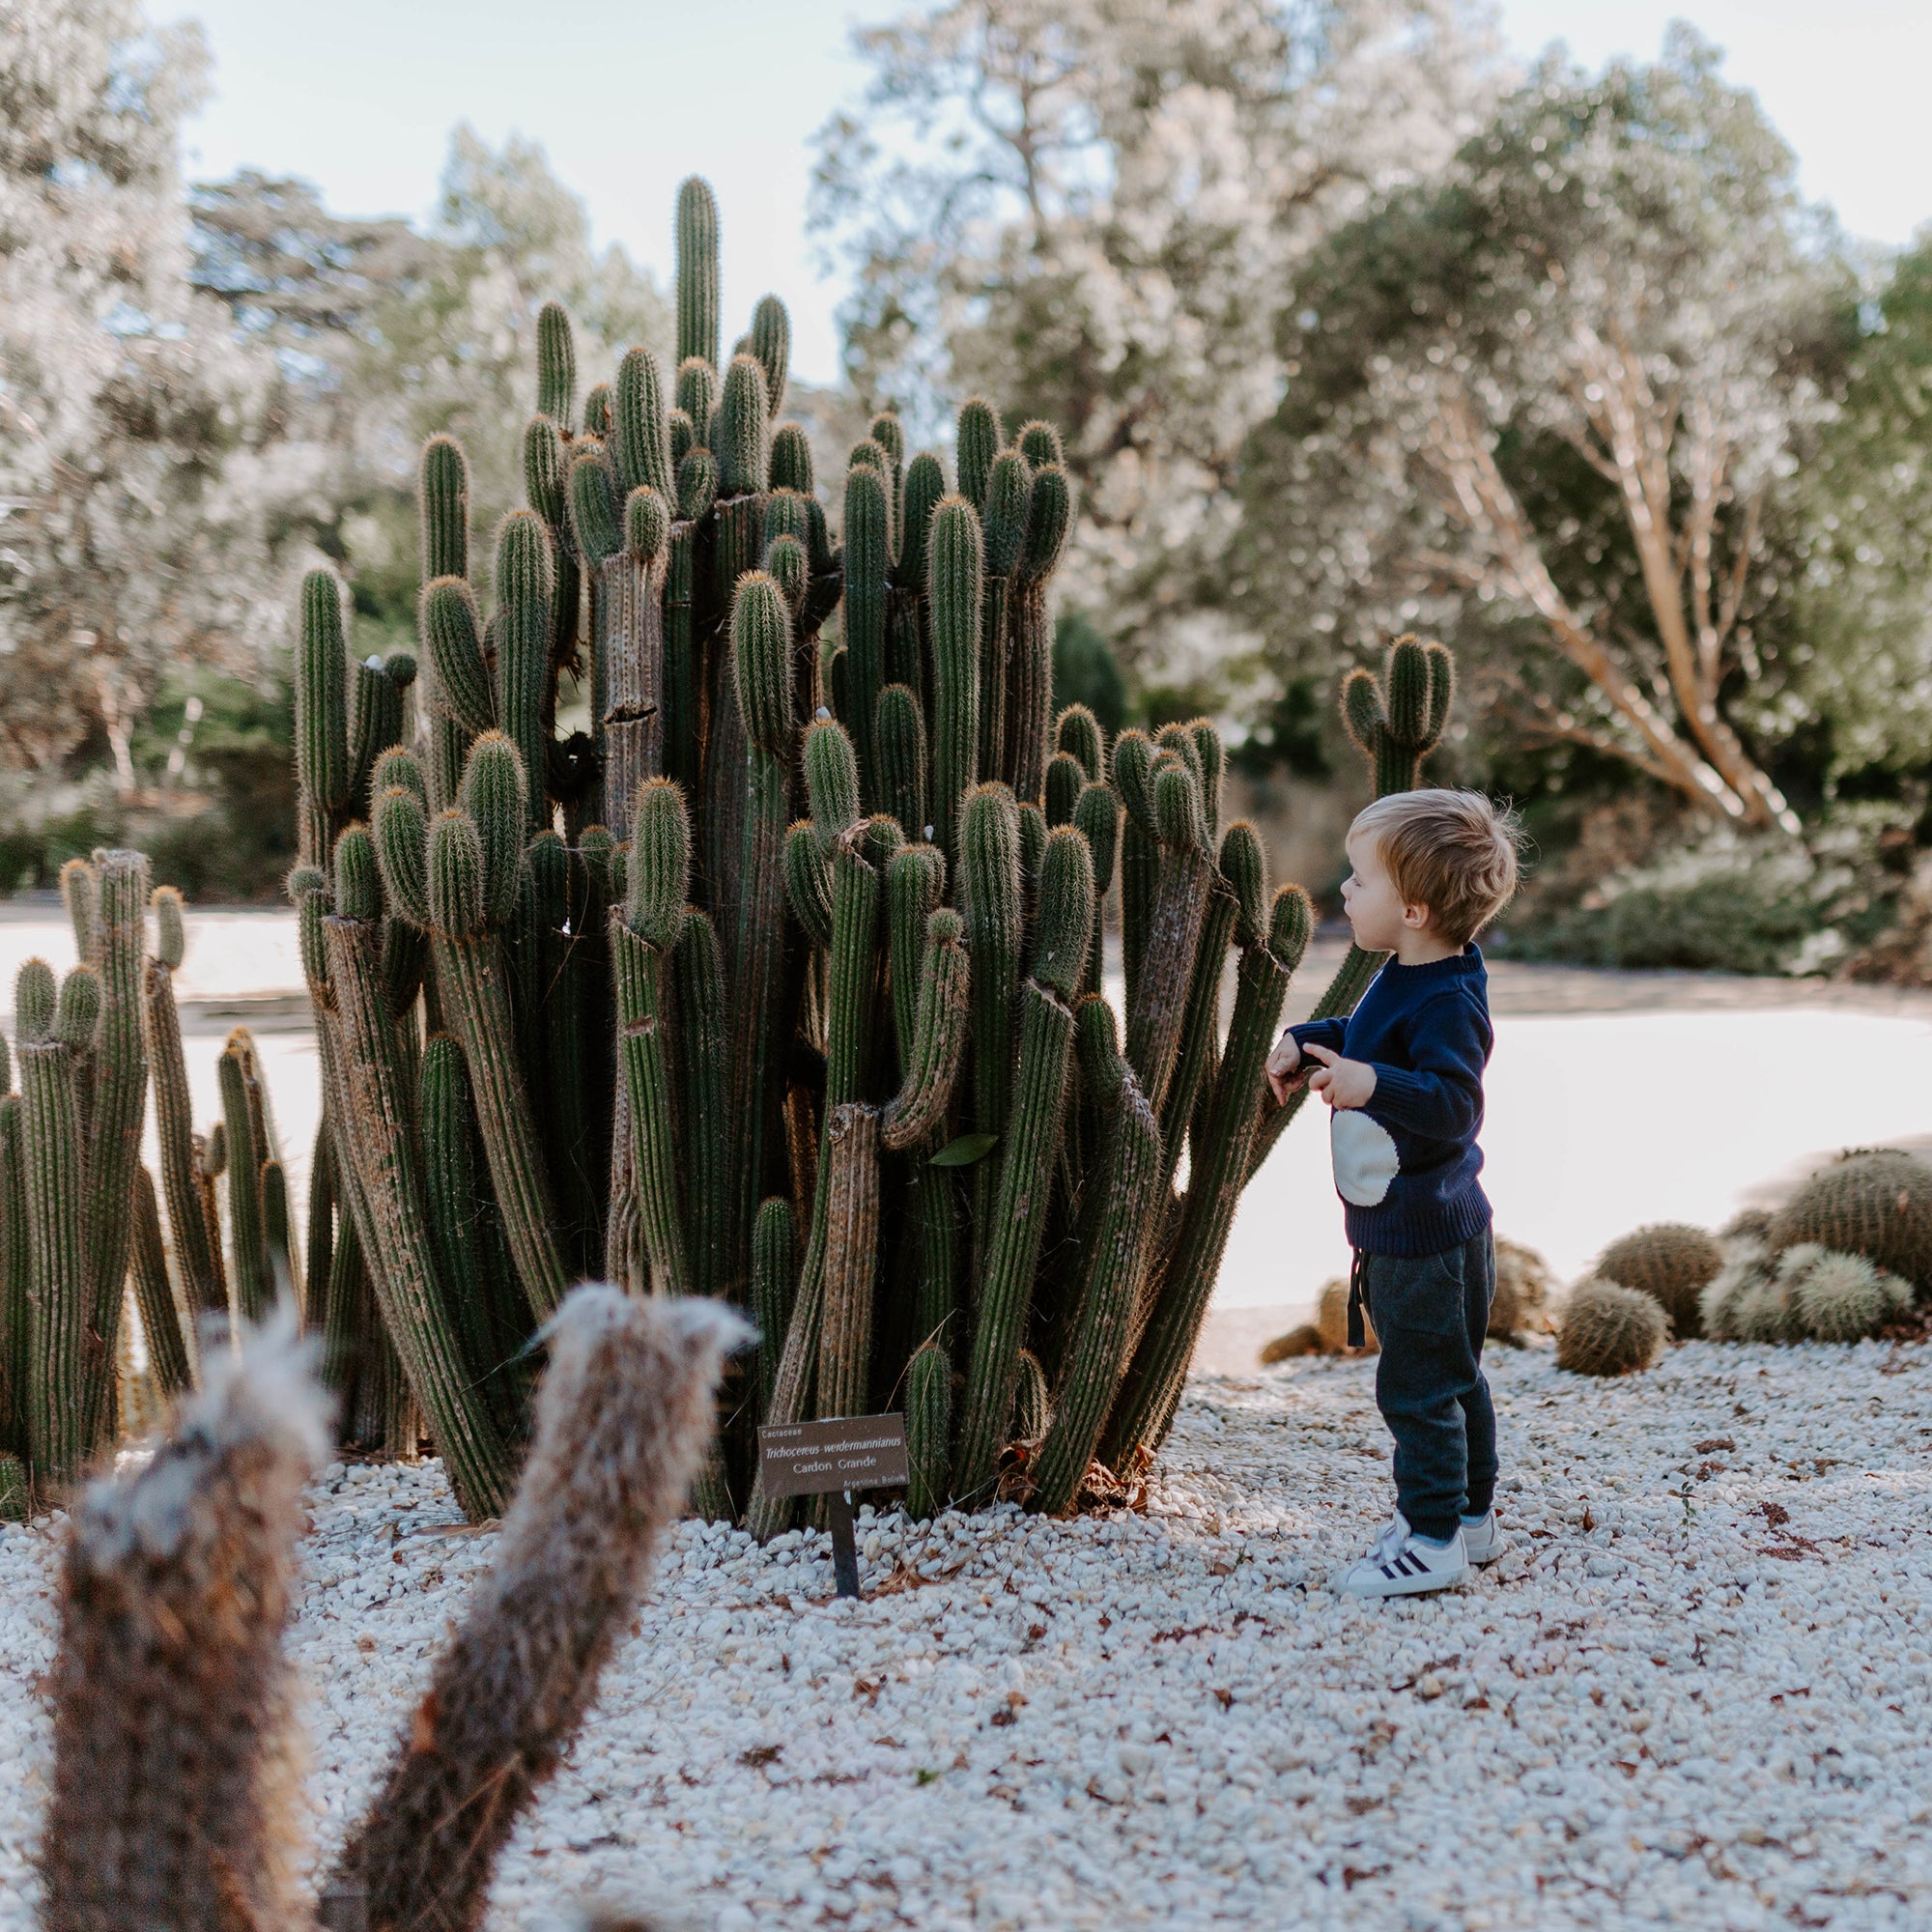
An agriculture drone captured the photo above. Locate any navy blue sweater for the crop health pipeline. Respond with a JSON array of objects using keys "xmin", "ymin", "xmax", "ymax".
[{"xmin": 1290, "ymin": 946, "xmax": 1493, "ymax": 1257}]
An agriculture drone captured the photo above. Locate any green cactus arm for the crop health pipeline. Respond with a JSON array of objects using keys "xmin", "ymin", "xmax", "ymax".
[
  {"xmin": 0, "ymin": 1095, "xmax": 31, "ymax": 1460},
  {"xmin": 905, "ymin": 1339, "xmax": 953, "ymax": 1518},
  {"xmin": 347, "ymin": 655, "xmax": 408, "ymax": 822},
  {"xmin": 953, "ymin": 976, "xmax": 1076, "ymax": 1501},
  {"xmin": 1030, "ymin": 825, "xmax": 1095, "ymax": 1005},
  {"xmin": 718, "ymin": 355, "xmax": 771, "ymax": 500},
  {"xmin": 17, "ymin": 1032, "xmax": 89, "ymax": 1488},
  {"xmin": 1123, "ymin": 762, "xmax": 1215, "ymax": 1116},
  {"xmin": 1007, "ymin": 469, "xmax": 1071, "ymax": 807},
  {"xmin": 612, "ymin": 346, "xmax": 673, "ymax": 500},
  {"xmin": 842, "ymin": 461, "xmax": 891, "ymax": 791},
  {"xmin": 432, "ymin": 929, "xmax": 570, "ymax": 1321},
  {"xmin": 783, "ymin": 820, "xmax": 835, "ymax": 949},
  {"xmin": 144, "ymin": 941, "xmax": 226, "ymax": 1318},
  {"xmin": 60, "ymin": 859, "xmax": 97, "ymax": 966},
  {"xmin": 826, "ymin": 845, "xmax": 882, "ymax": 1108},
  {"xmin": 76, "ymin": 852, "xmax": 150, "ymax": 1449},
  {"xmin": 804, "ymin": 717, "xmax": 862, "ymax": 858},
  {"xmin": 663, "ymin": 518, "xmax": 700, "ymax": 799},
  {"xmin": 527, "ymin": 836, "xmax": 601, "ymax": 1281},
  {"xmin": 611, "ymin": 920, "xmax": 691, "ymax": 1299},
  {"xmin": 524, "ymin": 413, "xmax": 569, "ymax": 553},
  {"xmin": 959, "ymin": 781, "xmax": 1022, "ymax": 1143},
  {"xmin": 881, "ymin": 909, "xmax": 970, "ymax": 1152},
  {"xmin": 321, "ymin": 908, "xmax": 513, "ymax": 1520},
  {"xmin": 491, "ymin": 510, "xmax": 555, "ymax": 841},
  {"xmin": 675, "ymin": 357, "xmax": 718, "ymax": 440},
  {"xmin": 1158, "ymin": 873, "xmax": 1238, "ymax": 1183},
  {"xmin": 419, "ymin": 434, "xmax": 469, "ymax": 582},
  {"xmin": 1044, "ymin": 753, "xmax": 1083, "ymax": 828},
  {"xmin": 927, "ymin": 496, "xmax": 982, "ymax": 864},
  {"xmin": 262, "ymin": 1157, "xmax": 300, "ymax": 1310},
  {"xmin": 898, "ymin": 452, "xmax": 945, "ymax": 596},
  {"xmin": 457, "ymin": 733, "xmax": 529, "ymax": 930},
  {"xmin": 1028, "ymin": 1005, "xmax": 1163, "ymax": 1515},
  {"xmin": 727, "ymin": 575, "xmax": 796, "ymax": 1297},
  {"xmin": 769, "ymin": 419, "xmax": 814, "ymax": 495},
  {"xmin": 126, "ymin": 1164, "xmax": 192, "ymax": 1400},
  {"xmin": 751, "ymin": 295, "xmax": 791, "ymax": 413},
  {"xmin": 955, "ymin": 397, "xmax": 1002, "ymax": 510},
  {"xmin": 418, "ymin": 1034, "xmax": 522, "ymax": 1433},
  {"xmin": 593, "ymin": 500, "xmax": 668, "ymax": 840},
  {"xmin": 885, "ymin": 842, "xmax": 946, "ymax": 1072},
  {"xmin": 815, "ymin": 1100, "xmax": 882, "ymax": 1423},
  {"xmin": 1111, "ymin": 731, "xmax": 1158, "ymax": 1011},
  {"xmin": 1072, "ymin": 781, "xmax": 1121, "ymax": 999},
  {"xmin": 535, "ymin": 299, "xmax": 577, "ymax": 430},
  {"xmin": 216, "ymin": 1031, "xmax": 274, "ymax": 1324},
  {"xmin": 675, "ymin": 177, "xmax": 721, "ymax": 370},
  {"xmin": 1105, "ymin": 889, "xmax": 1309, "ymax": 1464},
  {"xmin": 567, "ymin": 449, "xmax": 621, "ymax": 570},
  {"xmin": 745, "ymin": 1148, "xmax": 829, "ymax": 1541},
  {"xmin": 297, "ymin": 567, "xmax": 351, "ymax": 864},
  {"xmin": 876, "ymin": 683, "xmax": 929, "ymax": 847},
  {"xmin": 751, "ymin": 1195, "xmax": 795, "ymax": 1421},
  {"xmin": 1056, "ymin": 703, "xmax": 1104, "ymax": 781},
  {"xmin": 672, "ymin": 907, "xmax": 733, "ymax": 1303}
]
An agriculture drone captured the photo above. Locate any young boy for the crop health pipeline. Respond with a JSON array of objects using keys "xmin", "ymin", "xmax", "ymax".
[{"xmin": 1264, "ymin": 788, "xmax": 1523, "ymax": 1599}]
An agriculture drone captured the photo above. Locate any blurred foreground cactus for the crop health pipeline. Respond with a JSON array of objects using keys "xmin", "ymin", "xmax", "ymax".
[
  {"xmin": 39, "ymin": 1289, "xmax": 739, "ymax": 1932},
  {"xmin": 264, "ymin": 179, "xmax": 1459, "ymax": 1526}
]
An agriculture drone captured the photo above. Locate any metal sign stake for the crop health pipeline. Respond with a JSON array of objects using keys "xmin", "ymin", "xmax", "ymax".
[{"xmin": 827, "ymin": 1489, "xmax": 861, "ymax": 1599}]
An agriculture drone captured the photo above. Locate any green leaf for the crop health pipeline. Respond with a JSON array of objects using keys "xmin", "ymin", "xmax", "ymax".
[{"xmin": 930, "ymin": 1131, "xmax": 998, "ymax": 1168}]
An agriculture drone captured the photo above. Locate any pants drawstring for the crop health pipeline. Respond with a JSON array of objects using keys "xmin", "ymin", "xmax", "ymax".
[{"xmin": 1348, "ymin": 1248, "xmax": 1368, "ymax": 1350}]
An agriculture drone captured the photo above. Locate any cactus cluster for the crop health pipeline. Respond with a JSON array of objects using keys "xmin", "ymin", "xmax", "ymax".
[
  {"xmin": 0, "ymin": 864, "xmax": 321, "ymax": 1512},
  {"xmin": 1701, "ymin": 1239, "xmax": 1913, "ymax": 1344},
  {"xmin": 1766, "ymin": 1149, "xmax": 1932, "ymax": 1293},
  {"xmin": 273, "ymin": 179, "xmax": 1457, "ymax": 1526}
]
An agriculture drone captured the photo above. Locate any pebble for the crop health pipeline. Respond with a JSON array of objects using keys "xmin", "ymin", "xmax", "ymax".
[{"xmin": 1, "ymin": 1340, "xmax": 1929, "ymax": 1927}]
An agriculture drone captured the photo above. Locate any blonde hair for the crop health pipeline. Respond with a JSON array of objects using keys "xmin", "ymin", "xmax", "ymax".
[{"xmin": 1350, "ymin": 788, "xmax": 1523, "ymax": 947}]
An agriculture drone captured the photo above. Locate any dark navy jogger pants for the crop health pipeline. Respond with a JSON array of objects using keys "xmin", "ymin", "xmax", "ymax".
[{"xmin": 1358, "ymin": 1229, "xmax": 1498, "ymax": 1544}]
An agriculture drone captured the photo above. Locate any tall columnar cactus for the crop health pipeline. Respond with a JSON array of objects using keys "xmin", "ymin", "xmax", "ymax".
[
  {"xmin": 1244, "ymin": 635, "xmax": 1458, "ymax": 1184},
  {"xmin": 257, "ymin": 177, "xmax": 1461, "ymax": 1531}
]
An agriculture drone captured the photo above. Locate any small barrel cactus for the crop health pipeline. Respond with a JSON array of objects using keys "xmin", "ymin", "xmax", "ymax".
[
  {"xmin": 1595, "ymin": 1223, "xmax": 1724, "ymax": 1339},
  {"xmin": 1767, "ymin": 1149, "xmax": 1932, "ymax": 1292},
  {"xmin": 1791, "ymin": 1247, "xmax": 1914, "ymax": 1342},
  {"xmin": 1554, "ymin": 1279, "xmax": 1667, "ymax": 1377},
  {"xmin": 1491, "ymin": 1236, "xmax": 1553, "ymax": 1342}
]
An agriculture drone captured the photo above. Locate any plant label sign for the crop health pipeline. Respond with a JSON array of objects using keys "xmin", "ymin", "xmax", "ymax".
[{"xmin": 757, "ymin": 1414, "xmax": 909, "ymax": 1598}]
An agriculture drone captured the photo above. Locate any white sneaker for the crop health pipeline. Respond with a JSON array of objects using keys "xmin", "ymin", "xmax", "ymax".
[
  {"xmin": 1460, "ymin": 1510, "xmax": 1506, "ymax": 1565},
  {"xmin": 1336, "ymin": 1514, "xmax": 1468, "ymax": 1598}
]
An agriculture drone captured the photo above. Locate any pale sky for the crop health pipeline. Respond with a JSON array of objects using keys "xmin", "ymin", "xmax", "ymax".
[{"xmin": 156, "ymin": 1, "xmax": 1932, "ymax": 387}]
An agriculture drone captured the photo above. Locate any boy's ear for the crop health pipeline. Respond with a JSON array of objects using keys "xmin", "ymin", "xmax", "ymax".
[{"xmin": 1402, "ymin": 899, "xmax": 1433, "ymax": 930}]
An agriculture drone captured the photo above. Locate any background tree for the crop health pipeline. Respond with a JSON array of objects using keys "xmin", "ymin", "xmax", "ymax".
[
  {"xmin": 1240, "ymin": 27, "xmax": 1853, "ymax": 829},
  {"xmin": 0, "ymin": 0, "xmax": 327, "ymax": 777},
  {"xmin": 812, "ymin": 0, "xmax": 1500, "ymax": 697}
]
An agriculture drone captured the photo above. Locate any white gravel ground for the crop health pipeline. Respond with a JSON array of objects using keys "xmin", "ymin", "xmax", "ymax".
[{"xmin": 4, "ymin": 1341, "xmax": 1930, "ymax": 1931}]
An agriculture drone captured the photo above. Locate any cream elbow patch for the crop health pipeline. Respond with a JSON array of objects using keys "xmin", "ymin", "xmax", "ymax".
[{"xmin": 1331, "ymin": 1110, "xmax": 1401, "ymax": 1207}]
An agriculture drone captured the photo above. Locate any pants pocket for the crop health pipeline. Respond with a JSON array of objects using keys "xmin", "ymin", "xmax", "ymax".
[{"xmin": 1366, "ymin": 1248, "xmax": 1466, "ymax": 1340}]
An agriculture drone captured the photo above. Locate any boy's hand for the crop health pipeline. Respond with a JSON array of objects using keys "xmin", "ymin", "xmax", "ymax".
[
  {"xmin": 1265, "ymin": 1031, "xmax": 1309, "ymax": 1105},
  {"xmin": 1303, "ymin": 1044, "xmax": 1378, "ymax": 1111}
]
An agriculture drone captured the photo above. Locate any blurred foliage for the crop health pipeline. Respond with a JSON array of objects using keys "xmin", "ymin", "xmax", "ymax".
[
  {"xmin": 1050, "ymin": 611, "xmax": 1129, "ymax": 737},
  {"xmin": 0, "ymin": 667, "xmax": 299, "ymax": 899}
]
